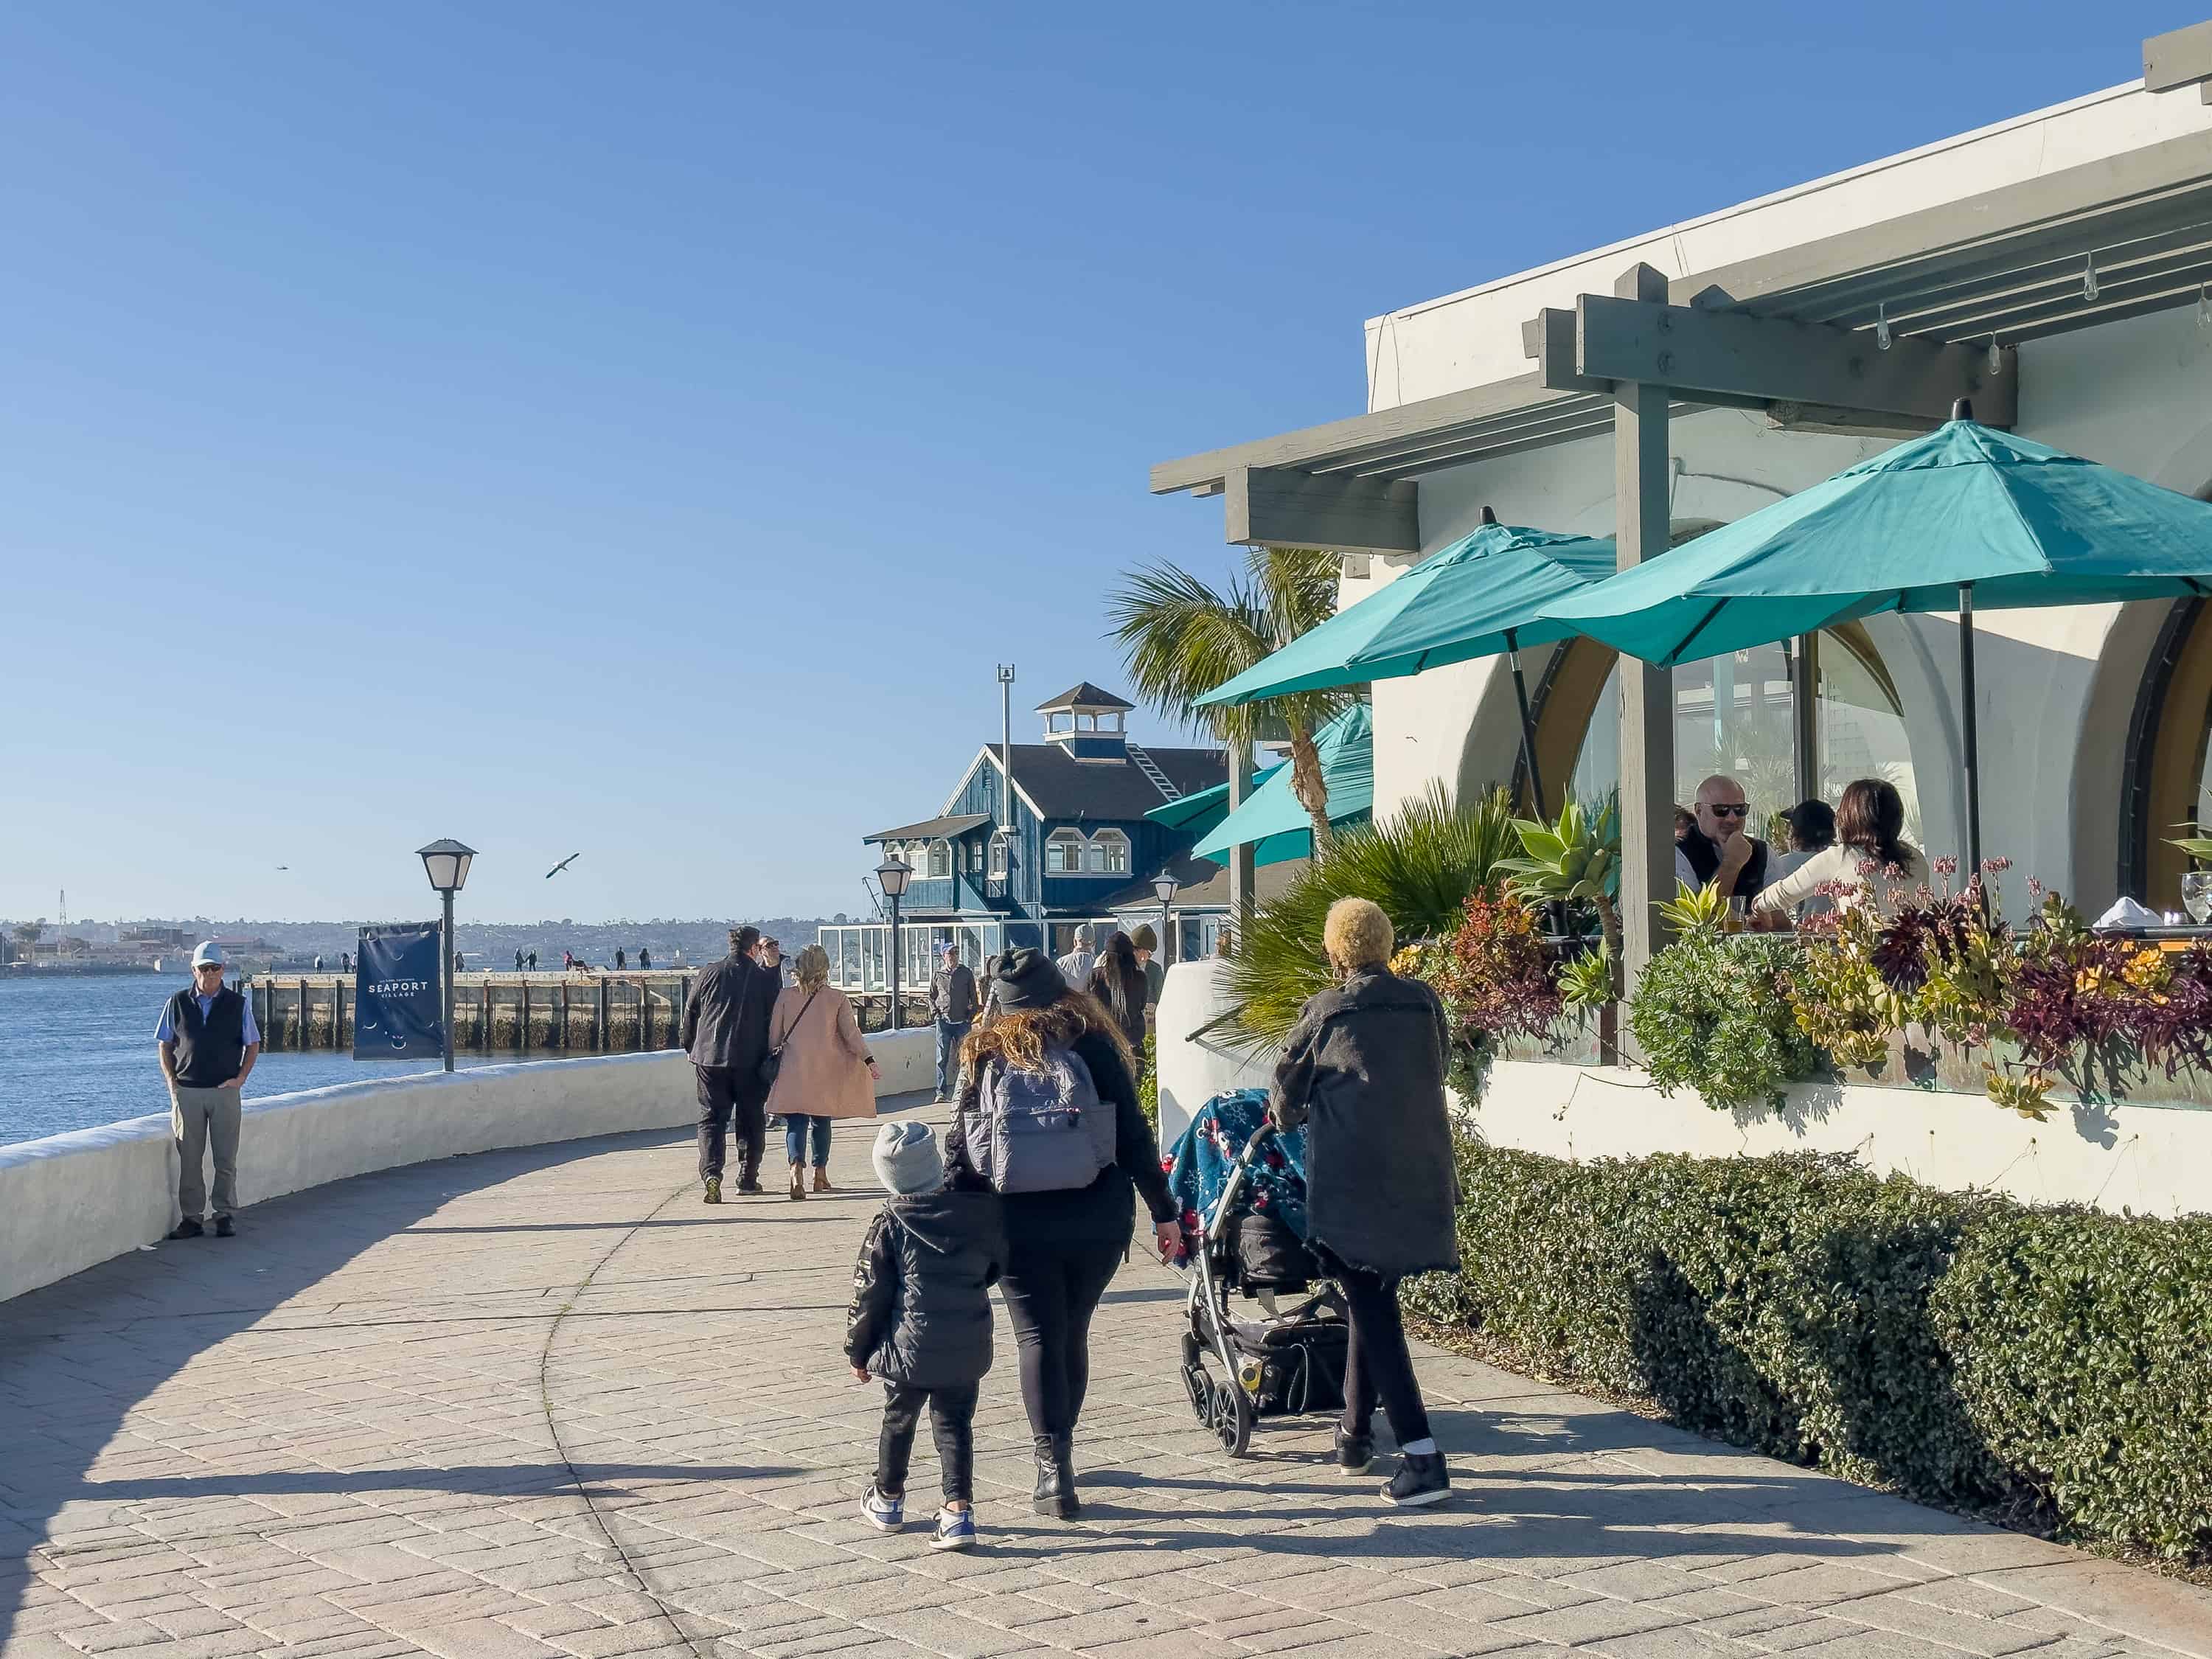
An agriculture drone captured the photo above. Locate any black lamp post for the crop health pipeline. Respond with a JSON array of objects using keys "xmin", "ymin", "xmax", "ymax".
[
  {"xmin": 1152, "ymin": 868, "xmax": 1180, "ymax": 967},
  {"xmin": 417, "ymin": 839, "xmax": 475, "ymax": 1072},
  {"xmin": 877, "ymin": 853, "xmax": 912, "ymax": 1034}
]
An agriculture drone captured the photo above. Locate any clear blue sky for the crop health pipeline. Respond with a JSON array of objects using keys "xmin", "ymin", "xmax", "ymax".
[{"xmin": 1, "ymin": 1, "xmax": 2194, "ymax": 925}]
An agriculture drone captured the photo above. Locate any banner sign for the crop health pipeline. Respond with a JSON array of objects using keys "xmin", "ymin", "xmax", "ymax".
[{"xmin": 355, "ymin": 923, "xmax": 445, "ymax": 1060}]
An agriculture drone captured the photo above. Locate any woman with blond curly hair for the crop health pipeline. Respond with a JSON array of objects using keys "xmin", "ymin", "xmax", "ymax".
[
  {"xmin": 1271, "ymin": 896, "xmax": 1458, "ymax": 1508},
  {"xmin": 944, "ymin": 947, "xmax": 1178, "ymax": 1520}
]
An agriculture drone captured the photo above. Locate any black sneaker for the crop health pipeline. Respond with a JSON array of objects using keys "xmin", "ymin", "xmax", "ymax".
[
  {"xmin": 1382, "ymin": 1451, "xmax": 1450, "ymax": 1507},
  {"xmin": 213, "ymin": 1215, "xmax": 236, "ymax": 1238},
  {"xmin": 166, "ymin": 1219, "xmax": 204, "ymax": 1240},
  {"xmin": 1335, "ymin": 1427, "xmax": 1374, "ymax": 1473},
  {"xmin": 736, "ymin": 1178, "xmax": 763, "ymax": 1194}
]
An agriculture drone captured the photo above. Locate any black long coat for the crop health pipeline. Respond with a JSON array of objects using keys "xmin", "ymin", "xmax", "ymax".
[{"xmin": 1270, "ymin": 967, "xmax": 1460, "ymax": 1281}]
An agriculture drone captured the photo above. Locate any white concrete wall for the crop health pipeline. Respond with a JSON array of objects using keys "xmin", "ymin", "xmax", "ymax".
[
  {"xmin": 1153, "ymin": 957, "xmax": 2212, "ymax": 1218},
  {"xmin": 0, "ymin": 1029, "xmax": 937, "ymax": 1307}
]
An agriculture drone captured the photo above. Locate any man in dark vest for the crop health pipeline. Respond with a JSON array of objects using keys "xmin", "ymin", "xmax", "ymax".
[
  {"xmin": 156, "ymin": 942, "xmax": 260, "ymax": 1239},
  {"xmin": 679, "ymin": 925, "xmax": 776, "ymax": 1203},
  {"xmin": 1674, "ymin": 773, "xmax": 1770, "ymax": 902}
]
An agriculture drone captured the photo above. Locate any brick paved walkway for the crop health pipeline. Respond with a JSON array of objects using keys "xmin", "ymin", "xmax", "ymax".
[{"xmin": 4, "ymin": 1105, "xmax": 2208, "ymax": 1659}]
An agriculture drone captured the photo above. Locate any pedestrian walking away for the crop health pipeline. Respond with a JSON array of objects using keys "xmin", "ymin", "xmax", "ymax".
[
  {"xmin": 313, "ymin": 953, "xmax": 323, "ymax": 973},
  {"xmin": 1053, "ymin": 925, "xmax": 1097, "ymax": 990},
  {"xmin": 681, "ymin": 926, "xmax": 777, "ymax": 1202},
  {"xmin": 638, "ymin": 946, "xmax": 650, "ymax": 970},
  {"xmin": 1270, "ymin": 897, "xmax": 1459, "ymax": 1507},
  {"xmin": 515, "ymin": 949, "xmax": 525, "ymax": 973},
  {"xmin": 929, "ymin": 942, "xmax": 978, "ymax": 1103},
  {"xmin": 615, "ymin": 947, "xmax": 626, "ymax": 970},
  {"xmin": 947, "ymin": 947, "xmax": 1178, "ymax": 1518},
  {"xmin": 847, "ymin": 1121, "xmax": 1007, "ymax": 1551},
  {"xmin": 156, "ymin": 942, "xmax": 260, "ymax": 1240},
  {"xmin": 526, "ymin": 950, "xmax": 538, "ymax": 971},
  {"xmin": 765, "ymin": 945, "xmax": 879, "ymax": 1198},
  {"xmin": 1129, "ymin": 924, "xmax": 1166, "ymax": 1007},
  {"xmin": 1085, "ymin": 931, "xmax": 1149, "ymax": 1054}
]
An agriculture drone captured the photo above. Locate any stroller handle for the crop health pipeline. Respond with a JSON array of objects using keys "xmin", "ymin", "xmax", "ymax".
[
  {"xmin": 1236, "ymin": 1121, "xmax": 1279, "ymax": 1166},
  {"xmin": 1203, "ymin": 1119, "xmax": 1280, "ymax": 1247}
]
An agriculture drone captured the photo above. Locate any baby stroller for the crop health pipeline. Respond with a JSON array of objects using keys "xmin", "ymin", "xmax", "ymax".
[{"xmin": 1167, "ymin": 1092, "xmax": 1349, "ymax": 1457}]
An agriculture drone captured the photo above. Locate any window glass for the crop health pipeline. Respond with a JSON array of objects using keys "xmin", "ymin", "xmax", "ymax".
[
  {"xmin": 1093, "ymin": 830, "xmax": 1129, "ymax": 874},
  {"xmin": 989, "ymin": 837, "xmax": 1009, "ymax": 878},
  {"xmin": 928, "ymin": 841, "xmax": 952, "ymax": 879},
  {"xmin": 1046, "ymin": 832, "xmax": 1083, "ymax": 874}
]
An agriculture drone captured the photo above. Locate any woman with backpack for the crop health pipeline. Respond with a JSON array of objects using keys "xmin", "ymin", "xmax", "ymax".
[
  {"xmin": 765, "ymin": 945, "xmax": 880, "ymax": 1199},
  {"xmin": 945, "ymin": 947, "xmax": 1180, "ymax": 1519},
  {"xmin": 1085, "ymin": 931, "xmax": 1150, "ymax": 1054}
]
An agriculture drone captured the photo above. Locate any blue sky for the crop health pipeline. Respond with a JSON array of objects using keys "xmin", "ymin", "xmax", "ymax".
[{"xmin": 1, "ymin": 1, "xmax": 2195, "ymax": 925}]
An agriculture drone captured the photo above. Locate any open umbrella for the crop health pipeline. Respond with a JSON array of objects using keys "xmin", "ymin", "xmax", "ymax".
[
  {"xmin": 1143, "ymin": 762, "xmax": 1285, "ymax": 842},
  {"xmin": 1192, "ymin": 705, "xmax": 1373, "ymax": 867},
  {"xmin": 1194, "ymin": 512, "xmax": 1616, "ymax": 815},
  {"xmin": 1540, "ymin": 406, "xmax": 2212, "ymax": 871}
]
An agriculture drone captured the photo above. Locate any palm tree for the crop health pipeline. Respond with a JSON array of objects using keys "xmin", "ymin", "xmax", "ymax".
[{"xmin": 1107, "ymin": 545, "xmax": 1350, "ymax": 849}]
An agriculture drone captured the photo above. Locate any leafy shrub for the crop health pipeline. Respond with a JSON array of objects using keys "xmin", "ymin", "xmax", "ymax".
[
  {"xmin": 1223, "ymin": 783, "xmax": 1518, "ymax": 1048},
  {"xmin": 1405, "ymin": 1138, "xmax": 2212, "ymax": 1562},
  {"xmin": 1628, "ymin": 931, "xmax": 1818, "ymax": 1109},
  {"xmin": 1136, "ymin": 1032, "xmax": 1158, "ymax": 1133},
  {"xmin": 1422, "ymin": 891, "xmax": 1562, "ymax": 1099}
]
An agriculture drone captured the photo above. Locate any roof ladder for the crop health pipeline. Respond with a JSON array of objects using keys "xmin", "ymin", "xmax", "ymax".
[{"xmin": 1124, "ymin": 742, "xmax": 1182, "ymax": 802}]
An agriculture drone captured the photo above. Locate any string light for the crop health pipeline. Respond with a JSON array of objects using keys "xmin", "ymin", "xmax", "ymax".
[
  {"xmin": 2199, "ymin": 283, "xmax": 2211, "ymax": 331},
  {"xmin": 1875, "ymin": 301, "xmax": 1891, "ymax": 351},
  {"xmin": 2084, "ymin": 251, "xmax": 2100, "ymax": 303},
  {"xmin": 1988, "ymin": 333, "xmax": 2002, "ymax": 375}
]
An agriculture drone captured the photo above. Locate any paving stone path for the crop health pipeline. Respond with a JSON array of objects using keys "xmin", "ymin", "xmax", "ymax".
[{"xmin": 4, "ymin": 1104, "xmax": 2208, "ymax": 1659}]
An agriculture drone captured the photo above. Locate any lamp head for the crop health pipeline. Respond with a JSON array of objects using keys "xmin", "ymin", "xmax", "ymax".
[
  {"xmin": 417, "ymin": 839, "xmax": 476, "ymax": 894},
  {"xmin": 876, "ymin": 854, "xmax": 913, "ymax": 900}
]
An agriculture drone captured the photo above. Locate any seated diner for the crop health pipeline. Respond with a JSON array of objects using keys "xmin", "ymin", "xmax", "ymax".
[{"xmin": 1753, "ymin": 779, "xmax": 1925, "ymax": 919}]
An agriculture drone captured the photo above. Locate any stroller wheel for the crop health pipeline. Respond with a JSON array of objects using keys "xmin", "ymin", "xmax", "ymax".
[
  {"xmin": 1181, "ymin": 1362, "xmax": 1211, "ymax": 1426},
  {"xmin": 1215, "ymin": 1377, "xmax": 1254, "ymax": 1458},
  {"xmin": 1180, "ymin": 1332, "xmax": 1203, "ymax": 1369}
]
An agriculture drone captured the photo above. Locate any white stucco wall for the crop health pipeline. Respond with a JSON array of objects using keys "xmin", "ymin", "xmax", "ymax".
[
  {"xmin": 0, "ymin": 1029, "xmax": 938, "ymax": 1307},
  {"xmin": 1154, "ymin": 958, "xmax": 2212, "ymax": 1218}
]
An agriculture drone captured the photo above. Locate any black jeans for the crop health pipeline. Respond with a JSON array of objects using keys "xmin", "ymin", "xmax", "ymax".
[
  {"xmin": 1338, "ymin": 1265, "xmax": 1431, "ymax": 1447},
  {"xmin": 877, "ymin": 1382, "xmax": 978, "ymax": 1504},
  {"xmin": 996, "ymin": 1239, "xmax": 1122, "ymax": 1441},
  {"xmin": 695, "ymin": 1065, "xmax": 768, "ymax": 1183}
]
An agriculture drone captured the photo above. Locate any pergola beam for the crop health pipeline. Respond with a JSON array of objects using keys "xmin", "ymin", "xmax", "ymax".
[
  {"xmin": 2145, "ymin": 20, "xmax": 2212, "ymax": 100},
  {"xmin": 1223, "ymin": 465, "xmax": 1419, "ymax": 554},
  {"xmin": 1568, "ymin": 294, "xmax": 2017, "ymax": 425}
]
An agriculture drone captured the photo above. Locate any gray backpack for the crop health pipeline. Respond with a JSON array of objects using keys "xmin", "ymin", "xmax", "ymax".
[{"xmin": 964, "ymin": 1044, "xmax": 1116, "ymax": 1194}]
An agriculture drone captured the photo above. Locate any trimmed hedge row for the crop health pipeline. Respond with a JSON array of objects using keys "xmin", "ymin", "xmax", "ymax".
[{"xmin": 1402, "ymin": 1139, "xmax": 2212, "ymax": 1561}]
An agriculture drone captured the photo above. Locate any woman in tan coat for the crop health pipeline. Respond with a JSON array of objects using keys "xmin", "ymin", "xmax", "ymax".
[{"xmin": 765, "ymin": 945, "xmax": 880, "ymax": 1198}]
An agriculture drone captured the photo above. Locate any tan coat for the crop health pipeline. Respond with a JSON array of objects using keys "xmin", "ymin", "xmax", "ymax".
[{"xmin": 765, "ymin": 984, "xmax": 876, "ymax": 1121}]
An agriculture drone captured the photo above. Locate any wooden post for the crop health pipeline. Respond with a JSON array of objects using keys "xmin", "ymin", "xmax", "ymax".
[
  {"xmin": 519, "ymin": 979, "xmax": 530, "ymax": 1052},
  {"xmin": 297, "ymin": 978, "xmax": 308, "ymax": 1049},
  {"xmin": 560, "ymin": 981, "xmax": 570, "ymax": 1050},
  {"xmin": 596, "ymin": 977, "xmax": 608, "ymax": 1052},
  {"xmin": 481, "ymin": 978, "xmax": 491, "ymax": 1051},
  {"xmin": 1613, "ymin": 261, "xmax": 1677, "ymax": 1032}
]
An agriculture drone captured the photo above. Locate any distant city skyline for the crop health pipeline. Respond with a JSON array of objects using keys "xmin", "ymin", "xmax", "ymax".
[{"xmin": 3, "ymin": 1, "xmax": 2194, "ymax": 919}]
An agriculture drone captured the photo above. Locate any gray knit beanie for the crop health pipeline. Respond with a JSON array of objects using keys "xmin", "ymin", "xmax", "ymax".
[{"xmin": 872, "ymin": 1121, "xmax": 944, "ymax": 1196}]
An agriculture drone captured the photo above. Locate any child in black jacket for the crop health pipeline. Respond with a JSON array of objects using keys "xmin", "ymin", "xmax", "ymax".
[{"xmin": 846, "ymin": 1121, "xmax": 1006, "ymax": 1550}]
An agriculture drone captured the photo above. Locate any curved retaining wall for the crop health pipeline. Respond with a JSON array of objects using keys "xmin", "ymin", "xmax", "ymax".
[
  {"xmin": 0, "ymin": 1028, "xmax": 938, "ymax": 1306},
  {"xmin": 1155, "ymin": 958, "xmax": 2212, "ymax": 1219}
]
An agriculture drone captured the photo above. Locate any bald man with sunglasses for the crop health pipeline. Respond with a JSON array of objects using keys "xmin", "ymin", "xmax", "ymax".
[{"xmin": 1674, "ymin": 774, "xmax": 1770, "ymax": 902}]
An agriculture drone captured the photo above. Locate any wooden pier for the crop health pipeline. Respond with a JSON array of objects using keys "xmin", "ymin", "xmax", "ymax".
[{"xmin": 246, "ymin": 973, "xmax": 694, "ymax": 1055}]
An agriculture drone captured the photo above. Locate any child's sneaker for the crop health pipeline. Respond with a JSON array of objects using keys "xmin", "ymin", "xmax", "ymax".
[
  {"xmin": 930, "ymin": 1506, "xmax": 976, "ymax": 1551},
  {"xmin": 860, "ymin": 1484, "xmax": 903, "ymax": 1531}
]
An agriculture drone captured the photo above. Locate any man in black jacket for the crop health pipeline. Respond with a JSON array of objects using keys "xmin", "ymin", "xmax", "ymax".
[
  {"xmin": 156, "ymin": 942, "xmax": 260, "ymax": 1239},
  {"xmin": 680, "ymin": 926, "xmax": 776, "ymax": 1202},
  {"xmin": 928, "ymin": 944, "xmax": 978, "ymax": 1104},
  {"xmin": 1674, "ymin": 773, "xmax": 1770, "ymax": 902}
]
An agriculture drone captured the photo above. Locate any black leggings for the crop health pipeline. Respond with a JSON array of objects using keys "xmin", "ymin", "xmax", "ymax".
[
  {"xmin": 996, "ymin": 1240, "xmax": 1123, "ymax": 1441},
  {"xmin": 1338, "ymin": 1266, "xmax": 1431, "ymax": 1447},
  {"xmin": 877, "ymin": 1382, "xmax": 978, "ymax": 1504}
]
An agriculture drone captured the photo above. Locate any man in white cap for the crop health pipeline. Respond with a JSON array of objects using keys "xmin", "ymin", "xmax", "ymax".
[
  {"xmin": 155, "ymin": 942, "xmax": 260, "ymax": 1239},
  {"xmin": 1053, "ymin": 926, "xmax": 1096, "ymax": 991}
]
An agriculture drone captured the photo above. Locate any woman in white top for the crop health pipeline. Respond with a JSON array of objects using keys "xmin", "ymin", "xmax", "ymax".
[{"xmin": 1753, "ymin": 779, "xmax": 1925, "ymax": 919}]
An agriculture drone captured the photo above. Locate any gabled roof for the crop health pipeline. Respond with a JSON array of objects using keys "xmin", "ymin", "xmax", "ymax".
[
  {"xmin": 1035, "ymin": 681, "xmax": 1134, "ymax": 714},
  {"xmin": 863, "ymin": 813, "xmax": 992, "ymax": 845},
  {"xmin": 1000, "ymin": 742, "xmax": 1223, "ymax": 821},
  {"xmin": 1099, "ymin": 854, "xmax": 1306, "ymax": 913}
]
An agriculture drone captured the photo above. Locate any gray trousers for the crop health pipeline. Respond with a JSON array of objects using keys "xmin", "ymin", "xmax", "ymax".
[{"xmin": 172, "ymin": 1084, "xmax": 241, "ymax": 1219}]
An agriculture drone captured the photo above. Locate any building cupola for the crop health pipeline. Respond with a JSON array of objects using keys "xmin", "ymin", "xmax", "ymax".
[{"xmin": 1036, "ymin": 681, "xmax": 1133, "ymax": 764}]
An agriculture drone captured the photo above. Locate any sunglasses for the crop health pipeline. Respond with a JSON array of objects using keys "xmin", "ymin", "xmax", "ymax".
[{"xmin": 1706, "ymin": 803, "xmax": 1752, "ymax": 818}]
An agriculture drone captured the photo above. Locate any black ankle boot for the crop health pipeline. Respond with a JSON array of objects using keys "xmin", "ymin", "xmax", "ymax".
[
  {"xmin": 1335, "ymin": 1425, "xmax": 1374, "ymax": 1473},
  {"xmin": 1032, "ymin": 1434, "xmax": 1079, "ymax": 1519},
  {"xmin": 1382, "ymin": 1449, "xmax": 1451, "ymax": 1507}
]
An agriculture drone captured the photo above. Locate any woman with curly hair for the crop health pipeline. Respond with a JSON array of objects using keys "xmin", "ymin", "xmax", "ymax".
[{"xmin": 945, "ymin": 947, "xmax": 1179, "ymax": 1518}]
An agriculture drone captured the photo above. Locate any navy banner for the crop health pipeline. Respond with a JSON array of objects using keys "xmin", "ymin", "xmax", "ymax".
[{"xmin": 355, "ymin": 923, "xmax": 445, "ymax": 1060}]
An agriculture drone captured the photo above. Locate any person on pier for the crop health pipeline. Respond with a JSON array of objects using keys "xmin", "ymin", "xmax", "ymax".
[
  {"xmin": 681, "ymin": 925, "xmax": 776, "ymax": 1203},
  {"xmin": 156, "ymin": 942, "xmax": 259, "ymax": 1241}
]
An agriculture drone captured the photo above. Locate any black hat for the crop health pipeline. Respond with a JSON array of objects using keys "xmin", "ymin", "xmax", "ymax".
[{"xmin": 992, "ymin": 947, "xmax": 1066, "ymax": 1012}]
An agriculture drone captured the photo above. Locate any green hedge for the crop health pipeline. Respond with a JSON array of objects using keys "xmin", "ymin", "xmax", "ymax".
[{"xmin": 1403, "ymin": 1138, "xmax": 2212, "ymax": 1562}]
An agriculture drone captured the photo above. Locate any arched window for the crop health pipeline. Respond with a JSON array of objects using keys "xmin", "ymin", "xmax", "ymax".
[
  {"xmin": 927, "ymin": 840, "xmax": 953, "ymax": 880},
  {"xmin": 2124, "ymin": 595, "xmax": 2212, "ymax": 908},
  {"xmin": 1046, "ymin": 830, "xmax": 1086, "ymax": 874},
  {"xmin": 988, "ymin": 835, "xmax": 1009, "ymax": 879},
  {"xmin": 1087, "ymin": 829, "xmax": 1130, "ymax": 874},
  {"xmin": 1534, "ymin": 625, "xmax": 1920, "ymax": 846}
]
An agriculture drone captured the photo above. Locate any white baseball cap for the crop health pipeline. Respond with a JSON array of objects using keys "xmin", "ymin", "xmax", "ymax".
[{"xmin": 191, "ymin": 941, "xmax": 225, "ymax": 967}]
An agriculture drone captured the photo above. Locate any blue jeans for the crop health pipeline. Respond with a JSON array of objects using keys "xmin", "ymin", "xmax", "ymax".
[
  {"xmin": 934, "ymin": 1019, "xmax": 970, "ymax": 1098},
  {"xmin": 784, "ymin": 1113, "xmax": 832, "ymax": 1167}
]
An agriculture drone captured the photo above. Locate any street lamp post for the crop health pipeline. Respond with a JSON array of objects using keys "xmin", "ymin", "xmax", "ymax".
[
  {"xmin": 877, "ymin": 854, "xmax": 912, "ymax": 1034},
  {"xmin": 1152, "ymin": 868, "xmax": 1180, "ymax": 969},
  {"xmin": 417, "ymin": 839, "xmax": 476, "ymax": 1073}
]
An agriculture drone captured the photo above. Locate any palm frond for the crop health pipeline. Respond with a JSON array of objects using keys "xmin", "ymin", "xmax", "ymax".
[{"xmin": 1105, "ymin": 563, "xmax": 1273, "ymax": 740}]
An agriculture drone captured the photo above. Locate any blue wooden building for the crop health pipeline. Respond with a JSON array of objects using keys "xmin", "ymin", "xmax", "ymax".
[{"xmin": 824, "ymin": 684, "xmax": 1228, "ymax": 990}]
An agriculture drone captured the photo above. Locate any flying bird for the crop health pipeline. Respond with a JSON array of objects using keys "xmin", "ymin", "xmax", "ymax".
[
  {"xmin": 276, "ymin": 865, "xmax": 288, "ymax": 871},
  {"xmin": 545, "ymin": 853, "xmax": 581, "ymax": 880}
]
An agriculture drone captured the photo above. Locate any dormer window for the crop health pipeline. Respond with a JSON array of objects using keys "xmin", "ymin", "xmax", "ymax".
[
  {"xmin": 1087, "ymin": 829, "xmax": 1130, "ymax": 875},
  {"xmin": 989, "ymin": 835, "xmax": 1009, "ymax": 878},
  {"xmin": 1046, "ymin": 830, "xmax": 1086, "ymax": 874},
  {"xmin": 928, "ymin": 840, "xmax": 953, "ymax": 880}
]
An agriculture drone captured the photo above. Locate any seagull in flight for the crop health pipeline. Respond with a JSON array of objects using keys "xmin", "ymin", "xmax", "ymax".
[{"xmin": 546, "ymin": 852, "xmax": 581, "ymax": 880}]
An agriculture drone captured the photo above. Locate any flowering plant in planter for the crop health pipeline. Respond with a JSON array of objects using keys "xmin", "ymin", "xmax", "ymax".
[
  {"xmin": 1418, "ymin": 890, "xmax": 1564, "ymax": 1099},
  {"xmin": 1783, "ymin": 900, "xmax": 1903, "ymax": 1069}
]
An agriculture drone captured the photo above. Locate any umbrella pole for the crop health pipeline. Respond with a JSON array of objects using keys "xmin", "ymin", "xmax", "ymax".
[
  {"xmin": 1958, "ymin": 584, "xmax": 1981, "ymax": 877},
  {"xmin": 1506, "ymin": 629, "xmax": 1547, "ymax": 818}
]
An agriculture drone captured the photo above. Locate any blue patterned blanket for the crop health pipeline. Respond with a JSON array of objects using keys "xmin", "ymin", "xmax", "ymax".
[{"xmin": 1164, "ymin": 1088, "xmax": 1310, "ymax": 1239}]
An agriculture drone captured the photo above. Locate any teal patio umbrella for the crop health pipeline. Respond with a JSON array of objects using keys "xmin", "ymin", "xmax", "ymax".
[
  {"xmin": 1540, "ymin": 407, "xmax": 2212, "ymax": 870},
  {"xmin": 1194, "ymin": 511, "xmax": 1617, "ymax": 815},
  {"xmin": 1192, "ymin": 705, "xmax": 1373, "ymax": 867},
  {"xmin": 1144, "ymin": 762, "xmax": 1284, "ymax": 843}
]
